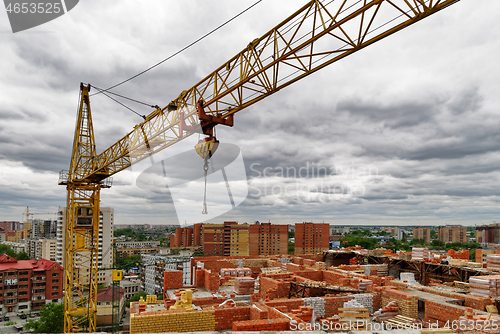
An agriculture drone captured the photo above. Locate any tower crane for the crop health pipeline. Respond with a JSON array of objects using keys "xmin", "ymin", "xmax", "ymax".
[{"xmin": 59, "ymin": 0, "xmax": 462, "ymax": 331}]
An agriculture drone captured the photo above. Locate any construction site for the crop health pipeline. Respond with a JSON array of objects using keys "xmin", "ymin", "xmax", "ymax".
[
  {"xmin": 126, "ymin": 248, "xmax": 500, "ymax": 333},
  {"xmin": 50, "ymin": 0, "xmax": 496, "ymax": 332}
]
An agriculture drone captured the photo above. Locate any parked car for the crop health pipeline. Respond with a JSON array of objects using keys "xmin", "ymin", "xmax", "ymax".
[
  {"xmin": 3, "ymin": 316, "xmax": 9, "ymax": 321},
  {"xmin": 19, "ymin": 314, "xmax": 27, "ymax": 319}
]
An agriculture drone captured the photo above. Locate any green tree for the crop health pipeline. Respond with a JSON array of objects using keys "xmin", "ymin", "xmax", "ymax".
[
  {"xmin": 25, "ymin": 303, "xmax": 64, "ymax": 333},
  {"xmin": 288, "ymin": 231, "xmax": 295, "ymax": 238},
  {"xmin": 16, "ymin": 251, "xmax": 29, "ymax": 260},
  {"xmin": 430, "ymin": 230, "xmax": 437, "ymax": 239},
  {"xmin": 288, "ymin": 241, "xmax": 295, "ymax": 254}
]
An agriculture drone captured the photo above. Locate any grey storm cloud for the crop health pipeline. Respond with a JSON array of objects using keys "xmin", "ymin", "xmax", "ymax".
[{"xmin": 1, "ymin": 0, "xmax": 500, "ymax": 225}]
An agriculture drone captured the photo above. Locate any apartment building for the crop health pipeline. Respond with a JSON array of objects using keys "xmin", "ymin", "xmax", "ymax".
[
  {"xmin": 413, "ymin": 227, "xmax": 432, "ymax": 244},
  {"xmin": 476, "ymin": 223, "xmax": 500, "ymax": 244},
  {"xmin": 249, "ymin": 223, "xmax": 288, "ymax": 256},
  {"xmin": 56, "ymin": 206, "xmax": 114, "ymax": 269},
  {"xmin": 438, "ymin": 225, "xmax": 467, "ymax": 244},
  {"xmin": 172, "ymin": 223, "xmax": 203, "ymax": 248},
  {"xmin": 0, "ymin": 254, "xmax": 63, "ymax": 316},
  {"xmin": 295, "ymin": 223, "xmax": 329, "ymax": 254},
  {"xmin": 27, "ymin": 239, "xmax": 57, "ymax": 261},
  {"xmin": 120, "ymin": 279, "xmax": 142, "ymax": 300},
  {"xmin": 140, "ymin": 254, "xmax": 191, "ymax": 295},
  {"xmin": 203, "ymin": 222, "xmax": 249, "ymax": 256}
]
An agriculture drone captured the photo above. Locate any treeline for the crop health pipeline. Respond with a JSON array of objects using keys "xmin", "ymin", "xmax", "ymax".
[{"xmin": 0, "ymin": 244, "xmax": 29, "ymax": 260}]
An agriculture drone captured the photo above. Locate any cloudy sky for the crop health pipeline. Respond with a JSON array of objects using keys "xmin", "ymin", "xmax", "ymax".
[{"xmin": 1, "ymin": 0, "xmax": 499, "ymax": 227}]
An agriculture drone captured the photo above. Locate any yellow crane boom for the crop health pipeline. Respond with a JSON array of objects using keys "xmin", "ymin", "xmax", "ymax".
[{"xmin": 61, "ymin": 0, "xmax": 461, "ymax": 332}]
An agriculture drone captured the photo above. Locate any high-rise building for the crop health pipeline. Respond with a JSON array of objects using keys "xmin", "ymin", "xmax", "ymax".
[
  {"xmin": 202, "ymin": 222, "xmax": 249, "ymax": 256},
  {"xmin": 56, "ymin": 206, "xmax": 114, "ymax": 269},
  {"xmin": 476, "ymin": 223, "xmax": 500, "ymax": 244},
  {"xmin": 249, "ymin": 223, "xmax": 288, "ymax": 256},
  {"xmin": 413, "ymin": 227, "xmax": 431, "ymax": 244},
  {"xmin": 438, "ymin": 225, "xmax": 467, "ymax": 243},
  {"xmin": 294, "ymin": 222, "xmax": 329, "ymax": 254}
]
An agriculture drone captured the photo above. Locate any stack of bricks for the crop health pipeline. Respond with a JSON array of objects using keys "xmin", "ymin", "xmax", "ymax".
[
  {"xmin": 349, "ymin": 257, "xmax": 358, "ymax": 265},
  {"xmin": 381, "ymin": 289, "xmax": 418, "ymax": 319},
  {"xmin": 232, "ymin": 318, "xmax": 289, "ymax": 331},
  {"xmin": 163, "ymin": 270, "xmax": 183, "ymax": 290},
  {"xmin": 234, "ymin": 277, "xmax": 255, "ymax": 295},
  {"xmin": 449, "ymin": 249, "xmax": 469, "ymax": 260}
]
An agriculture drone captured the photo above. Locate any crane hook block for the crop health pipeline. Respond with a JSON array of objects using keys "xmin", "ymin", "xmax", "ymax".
[{"xmin": 195, "ymin": 137, "xmax": 219, "ymax": 160}]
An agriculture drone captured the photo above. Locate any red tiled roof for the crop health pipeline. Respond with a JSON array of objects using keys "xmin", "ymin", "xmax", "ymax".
[
  {"xmin": 0, "ymin": 254, "xmax": 63, "ymax": 271},
  {"xmin": 97, "ymin": 286, "xmax": 126, "ymax": 302}
]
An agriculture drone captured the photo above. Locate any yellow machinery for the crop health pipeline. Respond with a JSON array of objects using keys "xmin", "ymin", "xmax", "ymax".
[{"xmin": 60, "ymin": 0, "xmax": 461, "ymax": 331}]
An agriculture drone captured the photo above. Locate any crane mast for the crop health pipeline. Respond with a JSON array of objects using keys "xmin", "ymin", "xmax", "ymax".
[{"xmin": 61, "ymin": 0, "xmax": 461, "ymax": 331}]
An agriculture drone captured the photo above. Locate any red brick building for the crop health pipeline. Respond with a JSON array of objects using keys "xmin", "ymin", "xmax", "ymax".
[
  {"xmin": 249, "ymin": 223, "xmax": 288, "ymax": 256},
  {"xmin": 173, "ymin": 224, "xmax": 203, "ymax": 248},
  {"xmin": 294, "ymin": 223, "xmax": 329, "ymax": 254},
  {"xmin": 0, "ymin": 254, "xmax": 63, "ymax": 316}
]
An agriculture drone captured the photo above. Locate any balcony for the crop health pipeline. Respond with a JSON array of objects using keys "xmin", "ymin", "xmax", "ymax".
[
  {"xmin": 4, "ymin": 298, "xmax": 17, "ymax": 306},
  {"xmin": 32, "ymin": 289, "xmax": 46, "ymax": 295},
  {"xmin": 32, "ymin": 276, "xmax": 46, "ymax": 282}
]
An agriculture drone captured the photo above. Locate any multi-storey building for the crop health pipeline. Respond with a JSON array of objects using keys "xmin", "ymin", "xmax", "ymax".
[
  {"xmin": 140, "ymin": 254, "xmax": 191, "ymax": 295},
  {"xmin": 0, "ymin": 254, "xmax": 63, "ymax": 316},
  {"xmin": 294, "ymin": 223, "xmax": 329, "ymax": 254},
  {"xmin": 120, "ymin": 279, "xmax": 142, "ymax": 300},
  {"xmin": 115, "ymin": 241, "xmax": 160, "ymax": 260},
  {"xmin": 26, "ymin": 239, "xmax": 57, "ymax": 261},
  {"xmin": 172, "ymin": 223, "xmax": 203, "ymax": 248},
  {"xmin": 0, "ymin": 222, "xmax": 21, "ymax": 232},
  {"xmin": 56, "ymin": 206, "xmax": 114, "ymax": 269},
  {"xmin": 414, "ymin": 227, "xmax": 433, "ymax": 244},
  {"xmin": 413, "ymin": 227, "xmax": 432, "ymax": 244},
  {"xmin": 203, "ymin": 222, "xmax": 249, "ymax": 256},
  {"xmin": 476, "ymin": 223, "xmax": 500, "ymax": 244},
  {"xmin": 249, "ymin": 223, "xmax": 288, "ymax": 256},
  {"xmin": 438, "ymin": 225, "xmax": 467, "ymax": 244}
]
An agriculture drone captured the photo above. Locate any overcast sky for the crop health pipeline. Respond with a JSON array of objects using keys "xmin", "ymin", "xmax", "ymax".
[{"xmin": 1, "ymin": 0, "xmax": 499, "ymax": 227}]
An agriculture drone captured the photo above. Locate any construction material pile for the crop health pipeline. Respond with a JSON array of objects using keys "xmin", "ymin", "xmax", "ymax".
[
  {"xmin": 364, "ymin": 264, "xmax": 388, "ymax": 277},
  {"xmin": 400, "ymin": 272, "xmax": 420, "ymax": 285},
  {"xmin": 411, "ymin": 247, "xmax": 430, "ymax": 261},
  {"xmin": 220, "ymin": 268, "xmax": 252, "ymax": 278},
  {"xmin": 487, "ymin": 254, "xmax": 500, "ymax": 271},
  {"xmin": 469, "ymin": 276, "xmax": 500, "ymax": 298},
  {"xmin": 372, "ymin": 301, "xmax": 399, "ymax": 322},
  {"xmin": 302, "ymin": 297, "xmax": 326, "ymax": 317},
  {"xmin": 234, "ymin": 276, "xmax": 255, "ymax": 295},
  {"xmin": 347, "ymin": 293, "xmax": 374, "ymax": 314},
  {"xmin": 357, "ymin": 279, "xmax": 373, "ymax": 291}
]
